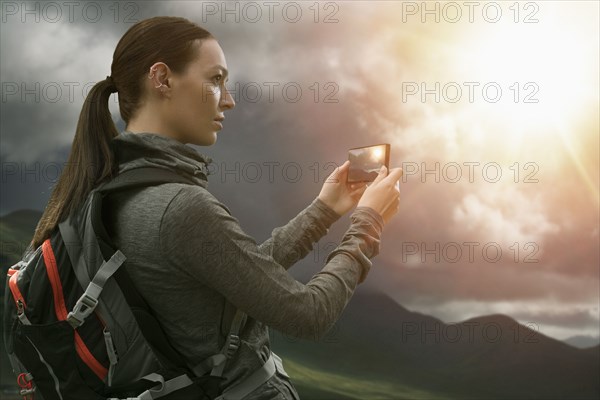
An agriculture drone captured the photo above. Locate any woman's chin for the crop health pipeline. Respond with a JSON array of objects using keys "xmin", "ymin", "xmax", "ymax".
[
  {"xmin": 206, "ymin": 132, "xmax": 218, "ymax": 146},
  {"xmin": 187, "ymin": 133, "xmax": 216, "ymax": 147}
]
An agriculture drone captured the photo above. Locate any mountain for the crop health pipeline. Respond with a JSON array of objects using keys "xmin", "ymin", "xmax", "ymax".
[
  {"xmin": 565, "ymin": 335, "xmax": 600, "ymax": 349},
  {"xmin": 269, "ymin": 290, "xmax": 600, "ymax": 399},
  {"xmin": 0, "ymin": 209, "xmax": 41, "ymax": 267}
]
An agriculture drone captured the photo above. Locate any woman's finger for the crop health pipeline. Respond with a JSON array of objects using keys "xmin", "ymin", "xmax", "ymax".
[
  {"xmin": 337, "ymin": 161, "xmax": 351, "ymax": 180},
  {"xmin": 371, "ymin": 166, "xmax": 388, "ymax": 185},
  {"xmin": 327, "ymin": 161, "xmax": 350, "ymax": 183},
  {"xmin": 350, "ymin": 187, "xmax": 366, "ymax": 196},
  {"xmin": 382, "ymin": 167, "xmax": 403, "ymax": 185},
  {"xmin": 349, "ymin": 182, "xmax": 366, "ymax": 189}
]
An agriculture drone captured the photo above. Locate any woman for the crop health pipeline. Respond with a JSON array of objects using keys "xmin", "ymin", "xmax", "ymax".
[{"xmin": 31, "ymin": 16, "xmax": 403, "ymax": 400}]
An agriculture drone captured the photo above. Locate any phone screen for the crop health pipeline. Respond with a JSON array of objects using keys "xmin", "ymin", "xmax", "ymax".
[{"xmin": 347, "ymin": 143, "xmax": 390, "ymax": 183}]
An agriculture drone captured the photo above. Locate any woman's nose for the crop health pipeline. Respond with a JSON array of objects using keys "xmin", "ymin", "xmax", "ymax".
[{"xmin": 221, "ymin": 87, "xmax": 235, "ymax": 110}]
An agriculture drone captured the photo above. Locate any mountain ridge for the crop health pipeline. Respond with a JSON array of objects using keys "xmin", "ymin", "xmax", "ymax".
[{"xmin": 270, "ymin": 289, "xmax": 599, "ymax": 399}]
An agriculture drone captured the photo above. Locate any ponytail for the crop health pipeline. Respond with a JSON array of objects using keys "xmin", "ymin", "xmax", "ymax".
[{"xmin": 30, "ymin": 77, "xmax": 119, "ymax": 250}]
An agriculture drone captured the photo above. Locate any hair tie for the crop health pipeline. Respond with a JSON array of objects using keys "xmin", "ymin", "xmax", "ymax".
[{"xmin": 105, "ymin": 75, "xmax": 118, "ymax": 93}]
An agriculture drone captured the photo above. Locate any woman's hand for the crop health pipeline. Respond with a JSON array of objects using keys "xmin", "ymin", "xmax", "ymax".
[
  {"xmin": 357, "ymin": 166, "xmax": 403, "ymax": 226},
  {"xmin": 317, "ymin": 160, "xmax": 369, "ymax": 217}
]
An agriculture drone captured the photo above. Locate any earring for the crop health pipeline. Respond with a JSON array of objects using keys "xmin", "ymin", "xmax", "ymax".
[{"xmin": 149, "ymin": 66, "xmax": 166, "ymax": 91}]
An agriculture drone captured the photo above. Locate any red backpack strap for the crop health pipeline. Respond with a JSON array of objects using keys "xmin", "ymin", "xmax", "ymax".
[{"xmin": 41, "ymin": 238, "xmax": 109, "ymax": 381}]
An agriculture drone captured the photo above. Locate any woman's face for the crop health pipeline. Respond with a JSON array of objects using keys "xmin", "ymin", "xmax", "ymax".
[{"xmin": 164, "ymin": 38, "xmax": 235, "ymax": 146}]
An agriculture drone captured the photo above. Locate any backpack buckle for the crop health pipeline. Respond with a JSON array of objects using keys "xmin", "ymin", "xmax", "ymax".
[
  {"xmin": 67, "ymin": 293, "xmax": 99, "ymax": 329},
  {"xmin": 225, "ymin": 334, "xmax": 241, "ymax": 359},
  {"xmin": 17, "ymin": 372, "xmax": 35, "ymax": 400}
]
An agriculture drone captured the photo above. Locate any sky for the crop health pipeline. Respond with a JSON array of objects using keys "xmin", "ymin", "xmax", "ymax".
[{"xmin": 1, "ymin": 1, "xmax": 598, "ymax": 342}]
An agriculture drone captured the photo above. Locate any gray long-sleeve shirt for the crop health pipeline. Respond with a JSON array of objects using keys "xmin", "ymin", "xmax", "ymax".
[{"xmin": 104, "ymin": 131, "xmax": 385, "ymax": 399}]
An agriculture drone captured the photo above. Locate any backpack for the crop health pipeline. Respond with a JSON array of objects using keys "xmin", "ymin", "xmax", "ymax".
[{"xmin": 3, "ymin": 167, "xmax": 249, "ymax": 400}]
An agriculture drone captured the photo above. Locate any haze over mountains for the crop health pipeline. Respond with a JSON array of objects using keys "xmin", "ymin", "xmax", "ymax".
[{"xmin": 565, "ymin": 335, "xmax": 600, "ymax": 349}]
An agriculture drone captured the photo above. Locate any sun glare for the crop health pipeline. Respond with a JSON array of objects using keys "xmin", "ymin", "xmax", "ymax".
[
  {"xmin": 455, "ymin": 3, "xmax": 598, "ymax": 145},
  {"xmin": 372, "ymin": 147, "xmax": 383, "ymax": 161},
  {"xmin": 387, "ymin": 2, "xmax": 598, "ymax": 205}
]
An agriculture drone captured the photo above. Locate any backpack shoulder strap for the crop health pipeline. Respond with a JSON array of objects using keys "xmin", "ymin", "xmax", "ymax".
[
  {"xmin": 58, "ymin": 165, "xmax": 199, "ymax": 316},
  {"xmin": 75, "ymin": 166, "xmax": 250, "ymax": 379},
  {"xmin": 191, "ymin": 309, "xmax": 248, "ymax": 378}
]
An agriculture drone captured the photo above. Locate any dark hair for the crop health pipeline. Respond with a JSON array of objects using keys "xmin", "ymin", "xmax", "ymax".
[{"xmin": 30, "ymin": 16, "xmax": 214, "ymax": 250}]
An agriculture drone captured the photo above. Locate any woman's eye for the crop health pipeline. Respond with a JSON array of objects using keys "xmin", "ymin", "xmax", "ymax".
[{"xmin": 213, "ymin": 75, "xmax": 222, "ymax": 83}]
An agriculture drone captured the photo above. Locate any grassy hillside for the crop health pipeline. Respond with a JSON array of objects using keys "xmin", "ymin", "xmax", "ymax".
[
  {"xmin": 0, "ymin": 209, "xmax": 40, "ymax": 266},
  {"xmin": 282, "ymin": 357, "xmax": 448, "ymax": 400}
]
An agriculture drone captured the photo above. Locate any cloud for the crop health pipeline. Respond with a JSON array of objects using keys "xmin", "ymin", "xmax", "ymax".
[{"xmin": 452, "ymin": 184, "xmax": 560, "ymax": 246}]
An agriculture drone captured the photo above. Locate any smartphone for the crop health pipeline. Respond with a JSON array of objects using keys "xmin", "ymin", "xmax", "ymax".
[{"xmin": 347, "ymin": 143, "xmax": 391, "ymax": 183}]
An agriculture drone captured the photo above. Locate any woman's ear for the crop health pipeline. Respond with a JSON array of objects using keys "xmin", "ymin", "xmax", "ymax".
[{"xmin": 148, "ymin": 62, "xmax": 171, "ymax": 92}]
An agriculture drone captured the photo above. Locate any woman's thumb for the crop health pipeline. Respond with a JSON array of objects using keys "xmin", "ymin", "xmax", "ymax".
[
  {"xmin": 335, "ymin": 160, "xmax": 350, "ymax": 176},
  {"xmin": 372, "ymin": 165, "xmax": 387, "ymax": 184},
  {"xmin": 327, "ymin": 161, "xmax": 348, "ymax": 183}
]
